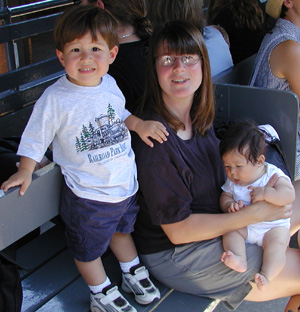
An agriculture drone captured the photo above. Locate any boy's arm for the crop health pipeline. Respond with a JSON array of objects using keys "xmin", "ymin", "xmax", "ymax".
[
  {"xmin": 250, "ymin": 177, "xmax": 295, "ymax": 206},
  {"xmin": 1, "ymin": 156, "xmax": 37, "ymax": 196},
  {"xmin": 125, "ymin": 115, "xmax": 169, "ymax": 148}
]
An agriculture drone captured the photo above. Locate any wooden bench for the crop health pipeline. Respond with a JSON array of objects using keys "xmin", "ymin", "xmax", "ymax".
[
  {"xmin": 16, "ymin": 223, "xmax": 218, "ymax": 312},
  {"xmin": 212, "ymin": 53, "xmax": 257, "ymax": 85},
  {"xmin": 2, "ymin": 83, "xmax": 297, "ymax": 312}
]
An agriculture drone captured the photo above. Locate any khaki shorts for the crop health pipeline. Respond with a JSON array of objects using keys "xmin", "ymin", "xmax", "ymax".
[{"xmin": 140, "ymin": 238, "xmax": 262, "ymax": 311}]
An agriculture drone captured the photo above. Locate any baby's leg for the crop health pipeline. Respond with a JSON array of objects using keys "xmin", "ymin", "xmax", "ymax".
[
  {"xmin": 221, "ymin": 227, "xmax": 248, "ymax": 272},
  {"xmin": 255, "ymin": 226, "xmax": 290, "ymax": 291}
]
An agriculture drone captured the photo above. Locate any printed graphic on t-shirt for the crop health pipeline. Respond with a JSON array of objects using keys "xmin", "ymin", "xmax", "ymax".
[{"xmin": 75, "ymin": 103, "xmax": 129, "ymax": 153}]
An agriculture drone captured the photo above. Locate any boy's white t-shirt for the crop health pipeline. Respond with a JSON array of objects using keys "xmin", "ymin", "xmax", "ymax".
[
  {"xmin": 18, "ymin": 74, "xmax": 138, "ymax": 203},
  {"xmin": 222, "ymin": 162, "xmax": 291, "ymax": 229}
]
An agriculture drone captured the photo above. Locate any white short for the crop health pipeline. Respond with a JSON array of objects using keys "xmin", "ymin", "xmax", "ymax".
[{"xmin": 246, "ymin": 222, "xmax": 290, "ymax": 246}]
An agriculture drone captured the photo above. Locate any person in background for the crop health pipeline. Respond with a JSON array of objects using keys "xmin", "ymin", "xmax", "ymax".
[
  {"xmin": 250, "ymin": 0, "xmax": 300, "ymax": 179},
  {"xmin": 132, "ymin": 19, "xmax": 300, "ymax": 312},
  {"xmin": 205, "ymin": 0, "xmax": 228, "ymax": 25},
  {"xmin": 1, "ymin": 6, "xmax": 166, "ymax": 312},
  {"xmin": 146, "ymin": 0, "xmax": 234, "ymax": 77},
  {"xmin": 81, "ymin": 0, "xmax": 151, "ymax": 114},
  {"xmin": 208, "ymin": 0, "xmax": 266, "ymax": 64}
]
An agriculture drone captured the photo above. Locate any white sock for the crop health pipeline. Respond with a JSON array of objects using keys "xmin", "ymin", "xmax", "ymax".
[
  {"xmin": 119, "ymin": 256, "xmax": 140, "ymax": 273},
  {"xmin": 89, "ymin": 276, "xmax": 111, "ymax": 294}
]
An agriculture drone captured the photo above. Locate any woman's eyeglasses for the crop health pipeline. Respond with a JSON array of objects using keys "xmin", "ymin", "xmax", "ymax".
[{"xmin": 157, "ymin": 55, "xmax": 200, "ymax": 66}]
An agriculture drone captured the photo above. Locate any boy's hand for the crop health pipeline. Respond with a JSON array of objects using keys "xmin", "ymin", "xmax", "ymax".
[
  {"xmin": 135, "ymin": 120, "xmax": 169, "ymax": 147},
  {"xmin": 1, "ymin": 168, "xmax": 32, "ymax": 196}
]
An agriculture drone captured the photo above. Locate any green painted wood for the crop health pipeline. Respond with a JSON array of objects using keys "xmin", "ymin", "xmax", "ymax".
[
  {"xmin": 17, "ymin": 225, "xmax": 67, "ymax": 279},
  {"xmin": 0, "ymin": 164, "xmax": 63, "ymax": 251},
  {"xmin": 21, "ymin": 249, "xmax": 80, "ymax": 312},
  {"xmin": 215, "ymin": 84, "xmax": 299, "ymax": 180}
]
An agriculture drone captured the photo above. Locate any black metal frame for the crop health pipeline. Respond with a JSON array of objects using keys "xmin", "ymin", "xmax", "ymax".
[{"xmin": 0, "ymin": 0, "xmax": 76, "ymax": 71}]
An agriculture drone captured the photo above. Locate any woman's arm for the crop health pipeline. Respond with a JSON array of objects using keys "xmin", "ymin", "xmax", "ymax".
[
  {"xmin": 269, "ymin": 40, "xmax": 300, "ymax": 100},
  {"xmin": 161, "ymin": 201, "xmax": 292, "ymax": 245}
]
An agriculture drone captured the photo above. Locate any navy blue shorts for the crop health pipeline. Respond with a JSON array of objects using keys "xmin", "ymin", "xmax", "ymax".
[{"xmin": 60, "ymin": 183, "xmax": 139, "ymax": 262}]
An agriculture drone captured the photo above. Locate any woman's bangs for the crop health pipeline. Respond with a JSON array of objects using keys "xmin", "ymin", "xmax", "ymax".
[{"xmin": 157, "ymin": 30, "xmax": 200, "ymax": 56}]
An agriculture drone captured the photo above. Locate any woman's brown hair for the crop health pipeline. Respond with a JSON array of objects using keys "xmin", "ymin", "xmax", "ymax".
[
  {"xmin": 143, "ymin": 20, "xmax": 215, "ymax": 136},
  {"xmin": 101, "ymin": 0, "xmax": 152, "ymax": 41},
  {"xmin": 146, "ymin": 0, "xmax": 205, "ymax": 33}
]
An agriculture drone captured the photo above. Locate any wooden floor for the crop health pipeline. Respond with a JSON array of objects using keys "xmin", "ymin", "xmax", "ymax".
[{"xmin": 17, "ymin": 223, "xmax": 217, "ymax": 312}]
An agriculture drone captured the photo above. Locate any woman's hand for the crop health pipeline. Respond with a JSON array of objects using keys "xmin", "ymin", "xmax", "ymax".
[{"xmin": 246, "ymin": 200, "xmax": 292, "ymax": 223}]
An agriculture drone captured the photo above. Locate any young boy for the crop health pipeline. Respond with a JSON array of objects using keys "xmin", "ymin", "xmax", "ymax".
[
  {"xmin": 1, "ymin": 5, "xmax": 166, "ymax": 312},
  {"xmin": 219, "ymin": 120, "xmax": 295, "ymax": 291}
]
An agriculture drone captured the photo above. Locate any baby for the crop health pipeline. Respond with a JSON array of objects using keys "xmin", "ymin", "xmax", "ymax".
[{"xmin": 219, "ymin": 120, "xmax": 295, "ymax": 291}]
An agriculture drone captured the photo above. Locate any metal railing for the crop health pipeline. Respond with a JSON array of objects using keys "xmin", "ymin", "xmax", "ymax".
[{"xmin": 0, "ymin": 0, "xmax": 77, "ymax": 71}]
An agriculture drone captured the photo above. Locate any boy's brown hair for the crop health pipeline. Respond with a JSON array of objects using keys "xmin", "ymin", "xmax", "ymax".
[{"xmin": 54, "ymin": 5, "xmax": 119, "ymax": 52}]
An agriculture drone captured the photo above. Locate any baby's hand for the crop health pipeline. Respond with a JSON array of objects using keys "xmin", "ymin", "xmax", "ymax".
[
  {"xmin": 135, "ymin": 120, "xmax": 169, "ymax": 147},
  {"xmin": 227, "ymin": 200, "xmax": 243, "ymax": 212},
  {"xmin": 248, "ymin": 186, "xmax": 264, "ymax": 203},
  {"xmin": 1, "ymin": 169, "xmax": 32, "ymax": 196}
]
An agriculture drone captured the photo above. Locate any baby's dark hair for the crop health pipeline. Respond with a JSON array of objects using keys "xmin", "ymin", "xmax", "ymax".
[
  {"xmin": 54, "ymin": 5, "xmax": 118, "ymax": 52},
  {"xmin": 219, "ymin": 120, "xmax": 266, "ymax": 164}
]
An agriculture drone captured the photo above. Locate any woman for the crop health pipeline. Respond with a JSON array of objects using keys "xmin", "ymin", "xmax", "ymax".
[
  {"xmin": 132, "ymin": 20, "xmax": 300, "ymax": 311},
  {"xmin": 146, "ymin": 0, "xmax": 233, "ymax": 77},
  {"xmin": 81, "ymin": 0, "xmax": 151, "ymax": 114},
  {"xmin": 250, "ymin": 0, "xmax": 300, "ymax": 181}
]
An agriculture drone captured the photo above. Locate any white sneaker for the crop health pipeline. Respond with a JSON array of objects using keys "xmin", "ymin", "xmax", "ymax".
[
  {"xmin": 121, "ymin": 264, "xmax": 160, "ymax": 305},
  {"xmin": 90, "ymin": 284, "xmax": 137, "ymax": 312}
]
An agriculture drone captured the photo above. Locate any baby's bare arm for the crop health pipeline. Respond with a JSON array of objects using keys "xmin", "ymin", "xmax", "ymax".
[
  {"xmin": 220, "ymin": 192, "xmax": 243, "ymax": 212},
  {"xmin": 250, "ymin": 177, "xmax": 295, "ymax": 206}
]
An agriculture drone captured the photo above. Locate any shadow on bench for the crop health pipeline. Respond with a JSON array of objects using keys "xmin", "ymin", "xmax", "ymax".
[{"xmin": 15, "ymin": 213, "xmax": 218, "ymax": 312}]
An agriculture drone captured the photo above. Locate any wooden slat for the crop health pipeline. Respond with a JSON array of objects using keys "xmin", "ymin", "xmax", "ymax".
[
  {"xmin": 17, "ymin": 225, "xmax": 67, "ymax": 279},
  {"xmin": 0, "ymin": 163, "xmax": 63, "ymax": 251},
  {"xmin": 0, "ymin": 106, "xmax": 33, "ymax": 137},
  {"xmin": 35, "ymin": 278, "xmax": 90, "ymax": 312},
  {"xmin": 20, "ymin": 237, "xmax": 173, "ymax": 312},
  {"xmin": 212, "ymin": 53, "xmax": 257, "ymax": 85},
  {"xmin": 0, "ymin": 73, "xmax": 65, "ymax": 115},
  {"xmin": 0, "ymin": 57, "xmax": 64, "ymax": 92},
  {"xmin": 21, "ymin": 249, "xmax": 80, "ymax": 312},
  {"xmin": 0, "ymin": 13, "xmax": 61, "ymax": 43}
]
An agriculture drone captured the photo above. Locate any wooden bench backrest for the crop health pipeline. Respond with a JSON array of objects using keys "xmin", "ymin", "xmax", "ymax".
[
  {"xmin": 214, "ymin": 83, "xmax": 299, "ymax": 180},
  {"xmin": 212, "ymin": 53, "xmax": 257, "ymax": 85}
]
